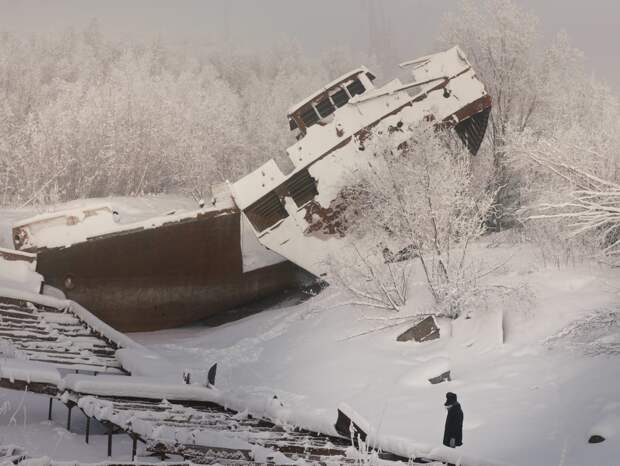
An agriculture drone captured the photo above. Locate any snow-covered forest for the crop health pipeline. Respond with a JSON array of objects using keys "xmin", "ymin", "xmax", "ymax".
[{"xmin": 0, "ymin": 19, "xmax": 376, "ymax": 204}]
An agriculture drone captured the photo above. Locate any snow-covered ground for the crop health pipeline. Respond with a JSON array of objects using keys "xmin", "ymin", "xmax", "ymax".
[
  {"xmin": 129, "ymin": 238, "xmax": 620, "ymax": 466},
  {"xmin": 1, "ymin": 201, "xmax": 619, "ymax": 465}
]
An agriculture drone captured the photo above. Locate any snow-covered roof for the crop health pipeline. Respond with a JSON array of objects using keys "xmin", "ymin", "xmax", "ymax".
[
  {"xmin": 11, "ymin": 204, "xmax": 114, "ymax": 230},
  {"xmin": 12, "ymin": 201, "xmax": 234, "ymax": 252},
  {"xmin": 287, "ymin": 66, "xmax": 373, "ymax": 116}
]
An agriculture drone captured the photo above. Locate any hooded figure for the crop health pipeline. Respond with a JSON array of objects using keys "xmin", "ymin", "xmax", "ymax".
[{"xmin": 443, "ymin": 392, "xmax": 463, "ymax": 448}]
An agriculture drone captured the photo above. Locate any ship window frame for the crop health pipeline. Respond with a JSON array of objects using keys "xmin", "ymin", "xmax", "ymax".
[
  {"xmin": 315, "ymin": 96, "xmax": 336, "ymax": 118},
  {"xmin": 346, "ymin": 78, "xmax": 366, "ymax": 97},
  {"xmin": 299, "ymin": 105, "xmax": 321, "ymax": 128},
  {"xmin": 291, "ymin": 71, "xmax": 371, "ymax": 133},
  {"xmin": 330, "ymin": 86, "xmax": 349, "ymax": 108}
]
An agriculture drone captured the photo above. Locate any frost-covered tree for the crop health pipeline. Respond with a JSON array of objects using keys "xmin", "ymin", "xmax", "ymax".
[
  {"xmin": 438, "ymin": 1, "xmax": 562, "ymax": 227},
  {"xmin": 331, "ymin": 124, "xmax": 495, "ymax": 315},
  {"xmin": 511, "ymin": 101, "xmax": 620, "ymax": 266},
  {"xmin": 0, "ymin": 27, "xmax": 375, "ymax": 206}
]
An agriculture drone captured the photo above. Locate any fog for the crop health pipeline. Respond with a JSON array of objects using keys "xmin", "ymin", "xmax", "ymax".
[{"xmin": 1, "ymin": 0, "xmax": 618, "ymax": 90}]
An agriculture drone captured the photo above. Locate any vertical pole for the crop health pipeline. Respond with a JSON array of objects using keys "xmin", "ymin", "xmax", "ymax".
[
  {"xmin": 107, "ymin": 425, "xmax": 112, "ymax": 457},
  {"xmin": 48, "ymin": 398, "xmax": 53, "ymax": 421},
  {"xmin": 85, "ymin": 416, "xmax": 90, "ymax": 444},
  {"xmin": 66, "ymin": 405, "xmax": 73, "ymax": 431},
  {"xmin": 131, "ymin": 436, "xmax": 137, "ymax": 461}
]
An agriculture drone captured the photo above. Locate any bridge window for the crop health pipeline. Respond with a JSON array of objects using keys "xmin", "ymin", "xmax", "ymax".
[
  {"xmin": 315, "ymin": 98, "xmax": 336, "ymax": 118},
  {"xmin": 347, "ymin": 78, "xmax": 366, "ymax": 97},
  {"xmin": 331, "ymin": 88, "xmax": 349, "ymax": 108},
  {"xmin": 300, "ymin": 106, "xmax": 320, "ymax": 128}
]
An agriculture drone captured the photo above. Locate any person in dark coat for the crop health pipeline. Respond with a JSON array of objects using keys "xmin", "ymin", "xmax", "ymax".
[{"xmin": 443, "ymin": 392, "xmax": 463, "ymax": 448}]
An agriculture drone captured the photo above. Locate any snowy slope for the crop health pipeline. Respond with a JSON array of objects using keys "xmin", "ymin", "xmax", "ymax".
[
  {"xmin": 129, "ymin": 236, "xmax": 620, "ymax": 466},
  {"xmin": 0, "ymin": 209, "xmax": 619, "ymax": 465}
]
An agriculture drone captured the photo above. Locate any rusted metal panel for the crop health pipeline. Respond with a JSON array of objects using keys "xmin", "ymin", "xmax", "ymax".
[{"xmin": 33, "ymin": 209, "xmax": 309, "ymax": 332}]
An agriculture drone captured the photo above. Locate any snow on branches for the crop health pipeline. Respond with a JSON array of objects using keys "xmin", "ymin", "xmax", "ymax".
[
  {"xmin": 329, "ymin": 124, "xmax": 495, "ymax": 316},
  {"xmin": 514, "ymin": 133, "xmax": 620, "ymax": 266}
]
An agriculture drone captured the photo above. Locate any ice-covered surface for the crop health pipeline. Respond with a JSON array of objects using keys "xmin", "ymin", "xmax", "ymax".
[
  {"xmin": 114, "ymin": 347, "xmax": 182, "ymax": 378},
  {"xmin": 0, "ymin": 250, "xmax": 42, "ymax": 294},
  {"xmin": 0, "ymin": 359, "xmax": 61, "ymax": 386},
  {"xmin": 60, "ymin": 374, "xmax": 221, "ymax": 402}
]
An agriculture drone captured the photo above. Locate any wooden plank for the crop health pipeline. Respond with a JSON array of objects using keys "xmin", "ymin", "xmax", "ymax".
[
  {"xmin": 0, "ymin": 324, "xmax": 49, "ymax": 335},
  {"xmin": 0, "ymin": 309, "xmax": 39, "ymax": 320},
  {"xmin": 0, "ymin": 378, "xmax": 58, "ymax": 396},
  {"xmin": 0, "ymin": 332, "xmax": 56, "ymax": 342}
]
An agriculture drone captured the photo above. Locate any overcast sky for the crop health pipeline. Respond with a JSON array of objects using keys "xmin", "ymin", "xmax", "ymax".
[{"xmin": 1, "ymin": 0, "xmax": 618, "ymax": 91}]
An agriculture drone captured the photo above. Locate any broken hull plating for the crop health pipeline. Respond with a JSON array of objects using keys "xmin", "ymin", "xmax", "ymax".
[{"xmin": 35, "ymin": 209, "xmax": 308, "ymax": 332}]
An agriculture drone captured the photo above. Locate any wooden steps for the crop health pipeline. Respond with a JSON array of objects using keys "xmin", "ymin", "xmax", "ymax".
[
  {"xmin": 76, "ymin": 395, "xmax": 364, "ymax": 465},
  {"xmin": 0, "ymin": 297, "xmax": 125, "ymax": 375}
]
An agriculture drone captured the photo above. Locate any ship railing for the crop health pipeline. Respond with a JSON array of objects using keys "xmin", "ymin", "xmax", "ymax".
[{"xmin": 348, "ymin": 66, "xmax": 471, "ymax": 107}]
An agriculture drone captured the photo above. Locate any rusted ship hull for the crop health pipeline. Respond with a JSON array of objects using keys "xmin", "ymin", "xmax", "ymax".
[{"xmin": 33, "ymin": 209, "xmax": 308, "ymax": 332}]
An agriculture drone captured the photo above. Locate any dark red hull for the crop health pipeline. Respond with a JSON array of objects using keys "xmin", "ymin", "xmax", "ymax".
[{"xmin": 35, "ymin": 208, "xmax": 308, "ymax": 332}]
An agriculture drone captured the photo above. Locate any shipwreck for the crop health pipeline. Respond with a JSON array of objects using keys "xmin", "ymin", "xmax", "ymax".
[{"xmin": 11, "ymin": 46, "xmax": 491, "ymax": 331}]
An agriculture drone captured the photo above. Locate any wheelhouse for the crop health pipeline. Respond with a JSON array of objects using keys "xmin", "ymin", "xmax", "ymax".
[{"xmin": 287, "ymin": 67, "xmax": 376, "ymax": 136}]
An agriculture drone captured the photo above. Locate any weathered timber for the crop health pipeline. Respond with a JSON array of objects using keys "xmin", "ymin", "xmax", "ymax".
[{"xmin": 0, "ymin": 297, "xmax": 126, "ymax": 374}]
